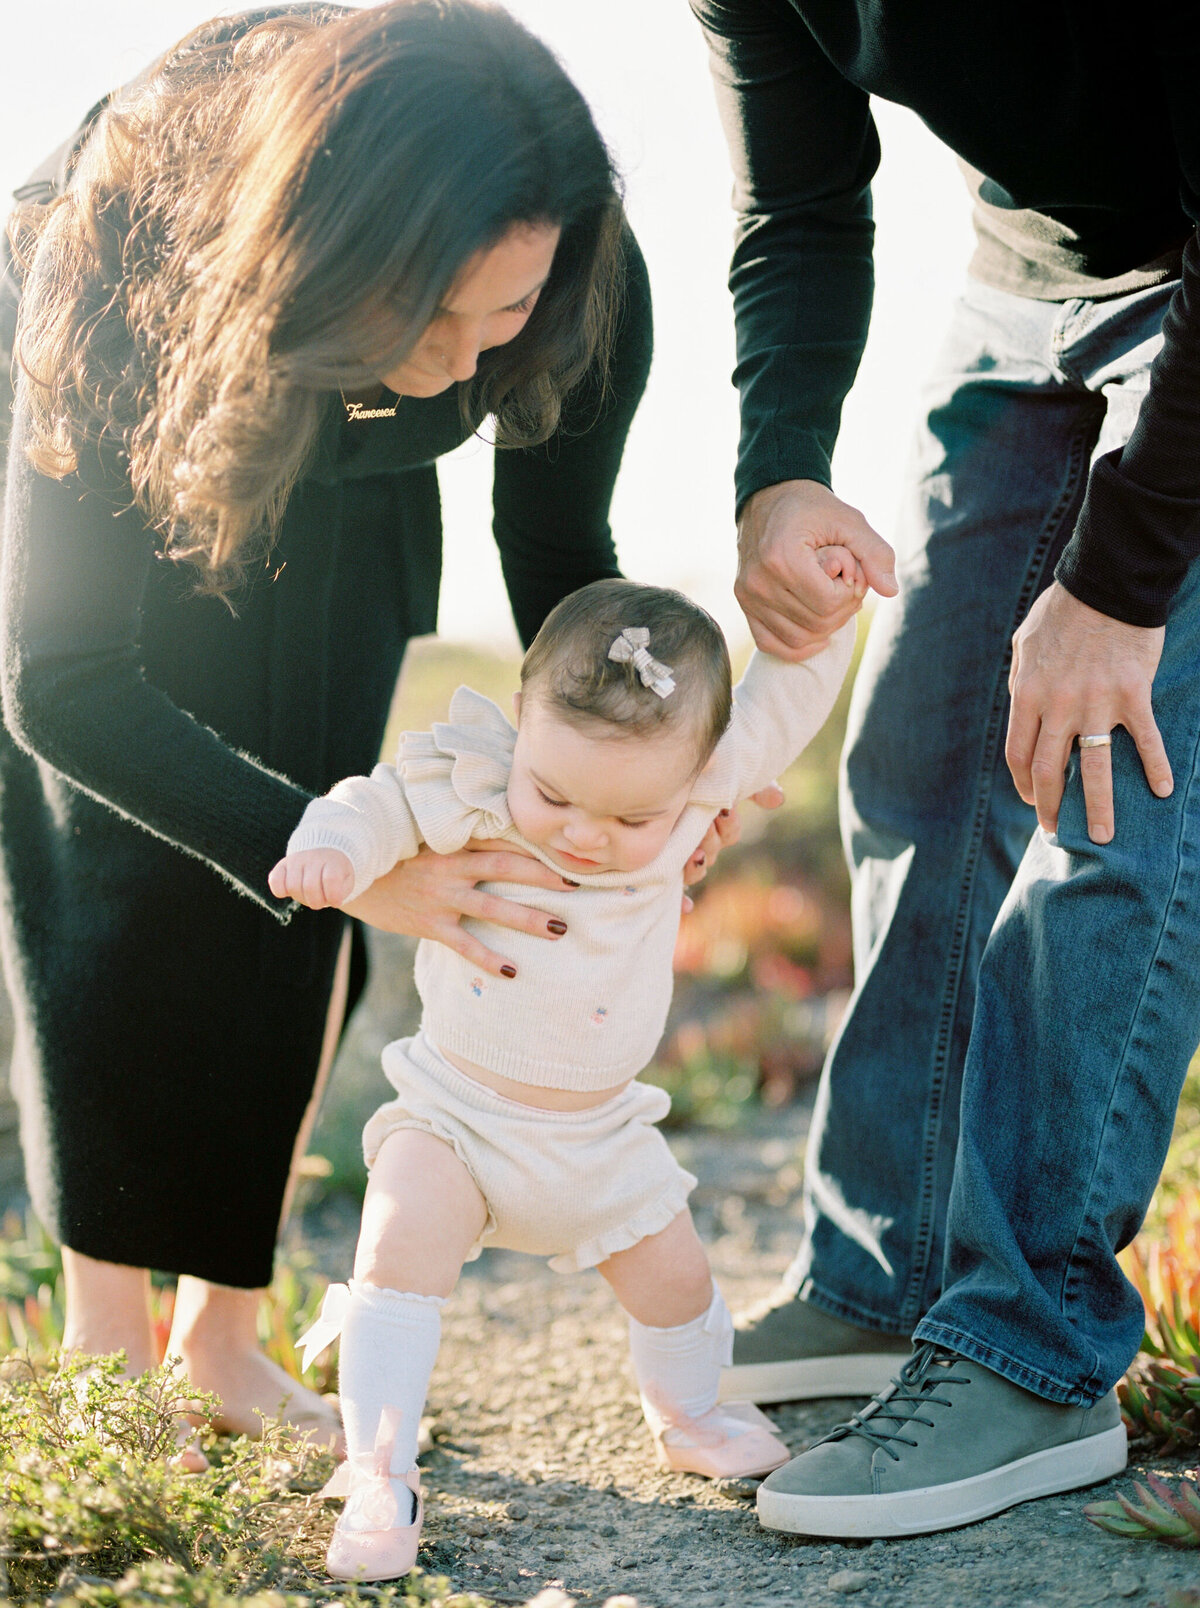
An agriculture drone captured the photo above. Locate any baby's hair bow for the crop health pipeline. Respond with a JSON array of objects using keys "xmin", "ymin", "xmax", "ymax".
[{"xmin": 607, "ymin": 627, "xmax": 676, "ymax": 698}]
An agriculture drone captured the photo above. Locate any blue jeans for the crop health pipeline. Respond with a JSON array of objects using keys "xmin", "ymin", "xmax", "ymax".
[{"xmin": 788, "ymin": 273, "xmax": 1200, "ymax": 1405}]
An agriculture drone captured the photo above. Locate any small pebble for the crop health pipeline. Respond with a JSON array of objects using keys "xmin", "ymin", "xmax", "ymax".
[
  {"xmin": 542, "ymin": 1545, "xmax": 566, "ymax": 1561},
  {"xmin": 829, "ymin": 1569, "xmax": 872, "ymax": 1594},
  {"xmin": 715, "ymin": 1477, "xmax": 761, "ymax": 1500},
  {"xmin": 597, "ymin": 1523, "xmax": 618, "ymax": 1538},
  {"xmin": 1111, "ymin": 1572, "xmax": 1142, "ymax": 1599},
  {"xmin": 506, "ymin": 1501, "xmax": 530, "ymax": 1521},
  {"xmin": 617, "ymin": 1556, "xmax": 640, "ymax": 1568},
  {"xmin": 546, "ymin": 1490, "xmax": 574, "ymax": 1507},
  {"xmin": 462, "ymin": 1517, "xmax": 487, "ymax": 1538}
]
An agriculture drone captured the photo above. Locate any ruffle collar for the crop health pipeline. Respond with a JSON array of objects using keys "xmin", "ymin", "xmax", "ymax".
[{"xmin": 398, "ymin": 686, "xmax": 515, "ymax": 852}]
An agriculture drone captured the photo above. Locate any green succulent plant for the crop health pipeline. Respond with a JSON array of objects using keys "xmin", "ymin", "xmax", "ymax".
[{"xmin": 1085, "ymin": 1472, "xmax": 1200, "ymax": 1547}]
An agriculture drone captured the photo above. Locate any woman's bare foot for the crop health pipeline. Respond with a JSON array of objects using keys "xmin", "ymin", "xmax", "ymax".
[
  {"xmin": 169, "ymin": 1275, "xmax": 345, "ymax": 1454},
  {"xmin": 61, "ymin": 1248, "xmax": 209, "ymax": 1471},
  {"xmin": 168, "ymin": 1434, "xmax": 211, "ymax": 1473},
  {"xmin": 178, "ymin": 1341, "xmax": 344, "ymax": 1449}
]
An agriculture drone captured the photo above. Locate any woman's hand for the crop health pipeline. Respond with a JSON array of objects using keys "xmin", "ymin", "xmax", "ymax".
[
  {"xmin": 681, "ymin": 785, "xmax": 785, "ymax": 912},
  {"xmin": 1006, "ymin": 582, "xmax": 1172, "ymax": 844},
  {"xmin": 340, "ymin": 840, "xmax": 576, "ymax": 978}
]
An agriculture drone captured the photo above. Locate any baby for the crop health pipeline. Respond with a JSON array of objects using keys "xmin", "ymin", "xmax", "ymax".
[{"xmin": 271, "ymin": 578, "xmax": 854, "ymax": 1581}]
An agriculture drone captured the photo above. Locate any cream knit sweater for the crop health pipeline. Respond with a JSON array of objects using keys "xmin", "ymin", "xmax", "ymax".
[{"xmin": 287, "ymin": 623, "xmax": 854, "ymax": 1089}]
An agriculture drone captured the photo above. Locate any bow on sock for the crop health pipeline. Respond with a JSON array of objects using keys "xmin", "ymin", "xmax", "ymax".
[
  {"xmin": 320, "ymin": 1403, "xmax": 415, "ymax": 1528},
  {"xmin": 298, "ymin": 1281, "xmax": 352, "ymax": 1372}
]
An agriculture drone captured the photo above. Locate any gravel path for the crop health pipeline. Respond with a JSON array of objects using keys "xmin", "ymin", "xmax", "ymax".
[{"xmin": 302, "ymin": 1089, "xmax": 1200, "ymax": 1608}]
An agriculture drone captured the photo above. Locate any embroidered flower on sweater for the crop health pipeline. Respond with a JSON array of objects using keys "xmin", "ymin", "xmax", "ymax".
[
  {"xmin": 590, "ymin": 1006, "xmax": 609, "ymax": 1027},
  {"xmin": 622, "ymin": 885, "xmax": 636, "ymax": 896},
  {"xmin": 469, "ymin": 976, "xmax": 486, "ymax": 998}
]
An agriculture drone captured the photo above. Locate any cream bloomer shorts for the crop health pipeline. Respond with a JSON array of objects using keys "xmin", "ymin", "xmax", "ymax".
[{"xmin": 362, "ymin": 1031, "xmax": 697, "ymax": 1274}]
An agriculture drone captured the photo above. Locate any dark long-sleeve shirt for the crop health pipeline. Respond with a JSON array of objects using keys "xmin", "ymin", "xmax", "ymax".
[{"xmin": 691, "ymin": 0, "xmax": 1200, "ymax": 627}]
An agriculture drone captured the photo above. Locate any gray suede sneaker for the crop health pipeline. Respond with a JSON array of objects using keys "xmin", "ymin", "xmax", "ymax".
[
  {"xmin": 719, "ymin": 1289, "xmax": 911, "ymax": 1404},
  {"xmin": 756, "ymin": 1343, "xmax": 1128, "ymax": 1538}
]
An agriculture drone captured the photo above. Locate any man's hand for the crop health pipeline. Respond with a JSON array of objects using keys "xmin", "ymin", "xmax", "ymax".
[
  {"xmin": 1006, "ymin": 582, "xmax": 1173, "ymax": 844},
  {"xmin": 737, "ymin": 479, "xmax": 898, "ymax": 661},
  {"xmin": 340, "ymin": 841, "xmax": 576, "ymax": 979}
]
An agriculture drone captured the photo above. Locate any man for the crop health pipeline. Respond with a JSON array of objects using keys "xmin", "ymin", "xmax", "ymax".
[{"xmin": 691, "ymin": 0, "xmax": 1200, "ymax": 1536}]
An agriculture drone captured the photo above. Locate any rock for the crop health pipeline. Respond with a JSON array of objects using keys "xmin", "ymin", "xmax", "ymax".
[
  {"xmin": 601, "ymin": 1598, "xmax": 639, "ymax": 1608},
  {"xmin": 597, "ymin": 1523, "xmax": 618, "ymax": 1537},
  {"xmin": 546, "ymin": 1489, "xmax": 574, "ymax": 1506},
  {"xmin": 542, "ymin": 1546, "xmax": 566, "ymax": 1561},
  {"xmin": 506, "ymin": 1501, "xmax": 530, "ymax": 1521},
  {"xmin": 462, "ymin": 1517, "xmax": 487, "ymax": 1538},
  {"xmin": 1110, "ymin": 1572, "xmax": 1142, "ymax": 1599},
  {"xmin": 829, "ymin": 1569, "xmax": 872, "ymax": 1594},
  {"xmin": 714, "ymin": 1477, "xmax": 761, "ymax": 1499},
  {"xmin": 525, "ymin": 1592, "xmax": 576, "ymax": 1608}
]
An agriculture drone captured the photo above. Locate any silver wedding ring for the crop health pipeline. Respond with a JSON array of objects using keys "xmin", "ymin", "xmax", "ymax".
[{"xmin": 1078, "ymin": 734, "xmax": 1113, "ymax": 749}]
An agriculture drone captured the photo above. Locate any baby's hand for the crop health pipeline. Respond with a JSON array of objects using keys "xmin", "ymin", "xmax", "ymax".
[
  {"xmin": 268, "ymin": 848, "xmax": 355, "ymax": 909},
  {"xmin": 815, "ymin": 544, "xmax": 865, "ymax": 593}
]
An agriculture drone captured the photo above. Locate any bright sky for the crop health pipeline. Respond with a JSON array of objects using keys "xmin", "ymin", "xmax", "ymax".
[{"xmin": 2, "ymin": 1, "xmax": 975, "ymax": 650}]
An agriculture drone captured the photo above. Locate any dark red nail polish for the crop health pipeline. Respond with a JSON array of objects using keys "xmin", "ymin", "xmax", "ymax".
[
  {"xmin": 547, "ymin": 919, "xmax": 568, "ymax": 935},
  {"xmin": 719, "ymin": 808, "xmax": 731, "ymax": 818},
  {"xmin": 500, "ymin": 964, "xmax": 517, "ymax": 978},
  {"xmin": 695, "ymin": 852, "xmax": 706, "ymax": 867},
  {"xmin": 561, "ymin": 877, "xmax": 580, "ymax": 887}
]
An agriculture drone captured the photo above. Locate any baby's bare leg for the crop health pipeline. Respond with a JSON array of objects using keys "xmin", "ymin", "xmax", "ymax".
[
  {"xmin": 596, "ymin": 1208, "xmax": 713, "ymax": 1326},
  {"xmin": 599, "ymin": 1210, "xmax": 790, "ymax": 1478},
  {"xmin": 356, "ymin": 1127, "xmax": 488, "ymax": 1295}
]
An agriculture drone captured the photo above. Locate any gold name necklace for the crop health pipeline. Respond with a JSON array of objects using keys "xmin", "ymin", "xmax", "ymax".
[{"xmin": 338, "ymin": 385, "xmax": 398, "ymax": 422}]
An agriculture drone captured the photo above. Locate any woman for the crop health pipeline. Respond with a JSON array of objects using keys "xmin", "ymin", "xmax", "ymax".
[{"xmin": 0, "ymin": 0, "xmax": 651, "ymax": 1440}]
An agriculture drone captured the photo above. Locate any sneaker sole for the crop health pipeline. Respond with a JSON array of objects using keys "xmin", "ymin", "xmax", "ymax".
[
  {"xmin": 756, "ymin": 1423, "xmax": 1128, "ymax": 1537},
  {"xmin": 719, "ymin": 1353, "xmax": 908, "ymax": 1405}
]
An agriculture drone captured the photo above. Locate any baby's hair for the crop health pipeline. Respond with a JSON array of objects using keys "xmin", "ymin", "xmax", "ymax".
[{"xmin": 520, "ymin": 579, "xmax": 732, "ymax": 764}]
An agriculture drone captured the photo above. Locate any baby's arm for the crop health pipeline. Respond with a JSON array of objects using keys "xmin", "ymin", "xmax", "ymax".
[
  {"xmin": 269, "ymin": 762, "xmax": 423, "ymax": 909},
  {"xmin": 697, "ymin": 614, "xmax": 858, "ymax": 807}
]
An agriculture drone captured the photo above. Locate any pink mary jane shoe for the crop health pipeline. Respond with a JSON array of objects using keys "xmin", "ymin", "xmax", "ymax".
[
  {"xmin": 644, "ymin": 1395, "xmax": 791, "ymax": 1481},
  {"xmin": 322, "ymin": 1406, "xmax": 424, "ymax": 1582}
]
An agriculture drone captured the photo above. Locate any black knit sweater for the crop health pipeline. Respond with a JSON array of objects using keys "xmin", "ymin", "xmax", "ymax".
[
  {"xmin": 691, "ymin": 0, "xmax": 1200, "ymax": 628},
  {"xmin": 0, "ymin": 236, "xmax": 652, "ymax": 1286}
]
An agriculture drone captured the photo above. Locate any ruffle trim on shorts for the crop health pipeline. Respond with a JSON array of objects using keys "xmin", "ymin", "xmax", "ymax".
[{"xmin": 547, "ymin": 1171, "xmax": 698, "ymax": 1275}]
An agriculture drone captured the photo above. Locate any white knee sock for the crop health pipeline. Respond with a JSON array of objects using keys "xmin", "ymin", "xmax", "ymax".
[
  {"xmin": 338, "ymin": 1279, "xmax": 444, "ymax": 1521},
  {"xmin": 627, "ymin": 1284, "xmax": 733, "ymax": 1424}
]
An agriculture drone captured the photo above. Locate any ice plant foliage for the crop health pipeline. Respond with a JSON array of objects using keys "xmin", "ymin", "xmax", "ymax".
[
  {"xmin": 1085, "ymin": 1191, "xmax": 1200, "ymax": 1548},
  {"xmin": 1084, "ymin": 1472, "xmax": 1200, "ymax": 1548},
  {"xmin": 1117, "ymin": 1191, "xmax": 1200, "ymax": 1454}
]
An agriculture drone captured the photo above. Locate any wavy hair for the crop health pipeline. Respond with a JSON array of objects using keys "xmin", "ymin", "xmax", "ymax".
[{"xmin": 10, "ymin": 1, "xmax": 624, "ymax": 591}]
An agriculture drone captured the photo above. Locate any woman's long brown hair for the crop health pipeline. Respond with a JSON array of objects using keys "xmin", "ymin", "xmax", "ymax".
[{"xmin": 10, "ymin": 2, "xmax": 625, "ymax": 592}]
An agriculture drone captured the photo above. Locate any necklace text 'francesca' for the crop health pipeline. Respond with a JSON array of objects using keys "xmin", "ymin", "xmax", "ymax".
[{"xmin": 339, "ymin": 387, "xmax": 399, "ymax": 422}]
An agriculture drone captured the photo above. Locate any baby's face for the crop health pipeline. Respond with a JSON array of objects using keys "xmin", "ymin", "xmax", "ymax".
[{"xmin": 508, "ymin": 698, "xmax": 700, "ymax": 874}]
